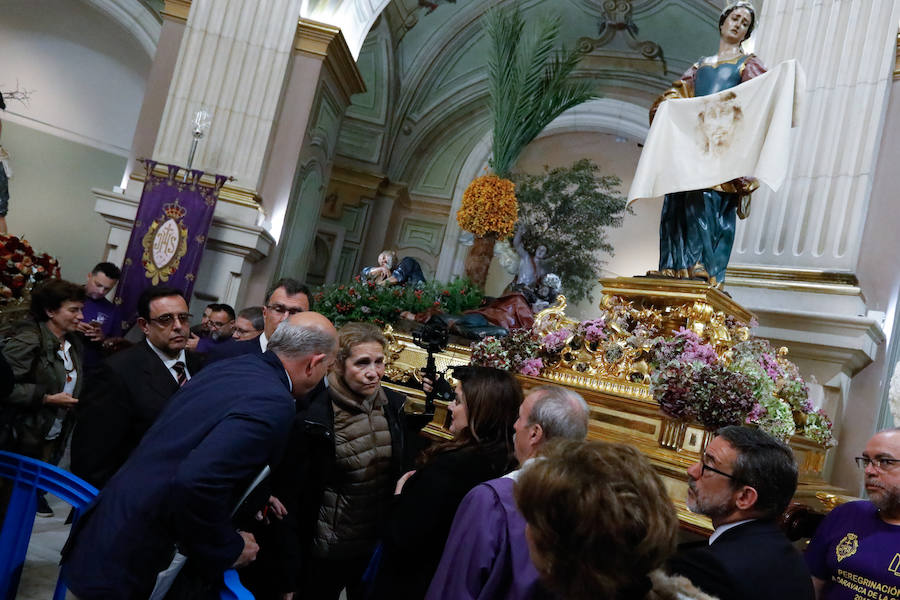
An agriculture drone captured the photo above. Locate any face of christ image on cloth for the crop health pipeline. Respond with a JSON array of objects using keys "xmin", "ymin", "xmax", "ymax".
[{"xmin": 697, "ymin": 91, "xmax": 744, "ymax": 157}]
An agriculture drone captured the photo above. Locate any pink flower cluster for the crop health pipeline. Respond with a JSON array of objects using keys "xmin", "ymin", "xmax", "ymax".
[
  {"xmin": 519, "ymin": 357, "xmax": 544, "ymax": 377},
  {"xmin": 758, "ymin": 352, "xmax": 782, "ymax": 380},
  {"xmin": 674, "ymin": 328, "xmax": 718, "ymax": 365},
  {"xmin": 580, "ymin": 318, "xmax": 607, "ymax": 343},
  {"xmin": 542, "ymin": 328, "xmax": 572, "ymax": 353}
]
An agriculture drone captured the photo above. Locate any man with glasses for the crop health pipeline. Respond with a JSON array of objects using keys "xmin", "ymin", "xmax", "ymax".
[
  {"xmin": 233, "ymin": 306, "xmax": 265, "ymax": 341},
  {"xmin": 62, "ymin": 312, "xmax": 338, "ymax": 599},
  {"xmin": 806, "ymin": 428, "xmax": 900, "ymax": 599},
  {"xmin": 207, "ymin": 278, "xmax": 311, "ymax": 363},
  {"xmin": 668, "ymin": 425, "xmax": 814, "ymax": 600},
  {"xmin": 195, "ymin": 303, "xmax": 236, "ymax": 353},
  {"xmin": 71, "ymin": 286, "xmax": 204, "ymax": 488}
]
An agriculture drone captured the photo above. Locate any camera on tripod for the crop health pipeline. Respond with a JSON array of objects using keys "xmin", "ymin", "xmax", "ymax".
[{"xmin": 412, "ymin": 320, "xmax": 454, "ymax": 413}]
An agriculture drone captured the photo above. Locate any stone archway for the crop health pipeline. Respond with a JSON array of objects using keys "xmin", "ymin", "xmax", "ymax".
[{"xmin": 436, "ymin": 97, "xmax": 650, "ymax": 281}]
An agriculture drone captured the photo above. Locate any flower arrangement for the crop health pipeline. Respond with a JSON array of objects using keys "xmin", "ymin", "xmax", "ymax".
[
  {"xmin": 578, "ymin": 318, "xmax": 608, "ymax": 344},
  {"xmin": 650, "ymin": 329, "xmax": 833, "ymax": 445},
  {"xmin": 459, "ymin": 8, "xmax": 596, "ymax": 289},
  {"xmin": 313, "ymin": 277, "xmax": 483, "ymax": 327},
  {"xmin": 541, "ymin": 328, "xmax": 572, "ymax": 354},
  {"xmin": 0, "ymin": 233, "xmax": 60, "ymax": 302},
  {"xmin": 470, "ymin": 328, "xmax": 542, "ymax": 374},
  {"xmin": 456, "ymin": 174, "xmax": 518, "ymax": 240}
]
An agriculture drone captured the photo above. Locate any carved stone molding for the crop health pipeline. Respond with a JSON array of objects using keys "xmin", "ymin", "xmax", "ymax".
[
  {"xmin": 577, "ymin": 0, "xmax": 666, "ymax": 76},
  {"xmin": 162, "ymin": 0, "xmax": 190, "ymax": 23},
  {"xmin": 295, "ymin": 18, "xmax": 366, "ymax": 104}
]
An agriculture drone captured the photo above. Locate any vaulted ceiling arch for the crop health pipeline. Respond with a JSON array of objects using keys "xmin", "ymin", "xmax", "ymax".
[{"xmin": 80, "ymin": 0, "xmax": 161, "ymax": 57}]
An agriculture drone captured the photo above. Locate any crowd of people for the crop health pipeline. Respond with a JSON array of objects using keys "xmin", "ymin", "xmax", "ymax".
[{"xmin": 0, "ymin": 265, "xmax": 897, "ymax": 600}]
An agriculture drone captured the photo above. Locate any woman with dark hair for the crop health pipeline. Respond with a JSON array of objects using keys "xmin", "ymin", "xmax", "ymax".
[
  {"xmin": 1, "ymin": 279, "xmax": 85, "ymax": 514},
  {"xmin": 370, "ymin": 366, "xmax": 522, "ymax": 599},
  {"xmin": 515, "ymin": 440, "xmax": 718, "ymax": 600}
]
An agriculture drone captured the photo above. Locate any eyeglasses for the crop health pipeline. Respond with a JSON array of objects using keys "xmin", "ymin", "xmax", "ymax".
[
  {"xmin": 266, "ymin": 304, "xmax": 304, "ymax": 316},
  {"xmin": 149, "ymin": 313, "xmax": 192, "ymax": 327},
  {"xmin": 234, "ymin": 327, "xmax": 261, "ymax": 336},
  {"xmin": 700, "ymin": 459, "xmax": 736, "ymax": 480},
  {"xmin": 855, "ymin": 456, "xmax": 900, "ymax": 471}
]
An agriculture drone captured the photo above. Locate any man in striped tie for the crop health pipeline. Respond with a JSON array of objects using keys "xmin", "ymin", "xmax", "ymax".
[{"xmin": 71, "ymin": 286, "xmax": 203, "ymax": 489}]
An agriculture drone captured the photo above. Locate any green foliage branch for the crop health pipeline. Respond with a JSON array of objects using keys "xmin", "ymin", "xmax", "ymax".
[
  {"xmin": 513, "ymin": 159, "xmax": 629, "ymax": 303},
  {"xmin": 313, "ymin": 277, "xmax": 483, "ymax": 327}
]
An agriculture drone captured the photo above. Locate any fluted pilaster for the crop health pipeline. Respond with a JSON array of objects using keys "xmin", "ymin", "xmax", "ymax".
[
  {"xmin": 153, "ymin": 0, "xmax": 302, "ymax": 191},
  {"xmin": 732, "ymin": 0, "xmax": 900, "ymax": 273}
]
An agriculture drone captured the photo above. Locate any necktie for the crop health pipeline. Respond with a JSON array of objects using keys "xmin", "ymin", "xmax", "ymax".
[{"xmin": 172, "ymin": 361, "xmax": 188, "ymax": 387}]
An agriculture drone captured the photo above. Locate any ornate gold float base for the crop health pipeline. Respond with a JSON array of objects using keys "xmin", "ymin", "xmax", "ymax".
[{"xmin": 382, "ymin": 278, "xmax": 844, "ymax": 533}]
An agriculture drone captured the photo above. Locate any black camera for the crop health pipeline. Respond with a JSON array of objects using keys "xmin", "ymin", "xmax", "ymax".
[
  {"xmin": 412, "ymin": 320, "xmax": 452, "ymax": 414},
  {"xmin": 412, "ymin": 320, "xmax": 449, "ymax": 354}
]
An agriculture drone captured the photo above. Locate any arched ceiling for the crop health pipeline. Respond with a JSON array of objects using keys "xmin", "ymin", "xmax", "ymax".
[
  {"xmin": 79, "ymin": 0, "xmax": 162, "ymax": 57},
  {"xmin": 335, "ymin": 0, "xmax": 729, "ymax": 192}
]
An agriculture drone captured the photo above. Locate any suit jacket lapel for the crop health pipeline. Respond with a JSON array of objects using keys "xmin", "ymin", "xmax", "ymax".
[{"xmin": 142, "ymin": 342, "xmax": 179, "ymax": 401}]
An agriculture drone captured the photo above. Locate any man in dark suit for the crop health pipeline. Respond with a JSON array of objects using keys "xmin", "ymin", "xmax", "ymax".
[
  {"xmin": 667, "ymin": 425, "xmax": 814, "ymax": 600},
  {"xmin": 207, "ymin": 278, "xmax": 311, "ymax": 362},
  {"xmin": 71, "ymin": 286, "xmax": 204, "ymax": 488},
  {"xmin": 61, "ymin": 311, "xmax": 338, "ymax": 600}
]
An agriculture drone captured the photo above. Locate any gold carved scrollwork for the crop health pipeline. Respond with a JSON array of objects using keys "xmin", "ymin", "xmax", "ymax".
[
  {"xmin": 534, "ymin": 295, "xmax": 662, "ymax": 391},
  {"xmin": 532, "ymin": 281, "xmax": 755, "ymax": 396},
  {"xmin": 383, "ymin": 325, "xmax": 417, "ymax": 384}
]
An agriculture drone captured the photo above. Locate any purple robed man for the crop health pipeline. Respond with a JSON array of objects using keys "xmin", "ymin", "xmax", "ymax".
[{"xmin": 426, "ymin": 385, "xmax": 589, "ymax": 600}]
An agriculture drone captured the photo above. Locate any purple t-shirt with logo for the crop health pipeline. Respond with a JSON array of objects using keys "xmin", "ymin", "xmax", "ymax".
[
  {"xmin": 805, "ymin": 500, "xmax": 900, "ymax": 600},
  {"xmin": 82, "ymin": 296, "xmax": 116, "ymax": 336}
]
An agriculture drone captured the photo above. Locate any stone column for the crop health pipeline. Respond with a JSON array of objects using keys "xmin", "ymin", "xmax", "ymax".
[
  {"xmin": 152, "ymin": 0, "xmax": 303, "ymax": 200},
  {"xmin": 266, "ymin": 19, "xmax": 366, "ymax": 286},
  {"xmin": 732, "ymin": 0, "xmax": 900, "ymax": 275},
  {"xmin": 98, "ymin": 1, "xmax": 365, "ymax": 310},
  {"xmin": 724, "ymin": 1, "xmax": 900, "ymax": 492},
  {"xmin": 120, "ymin": 0, "xmax": 190, "ymax": 187}
]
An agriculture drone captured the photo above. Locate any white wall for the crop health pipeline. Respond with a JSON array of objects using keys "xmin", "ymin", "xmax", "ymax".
[{"xmin": 0, "ymin": 0, "xmax": 151, "ymax": 155}]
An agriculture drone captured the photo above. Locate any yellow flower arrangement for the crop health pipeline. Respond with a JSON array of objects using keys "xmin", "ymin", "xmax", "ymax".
[{"xmin": 456, "ymin": 174, "xmax": 518, "ymax": 239}]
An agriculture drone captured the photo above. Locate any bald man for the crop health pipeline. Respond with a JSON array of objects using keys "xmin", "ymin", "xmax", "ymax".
[
  {"xmin": 62, "ymin": 313, "xmax": 337, "ymax": 600},
  {"xmin": 806, "ymin": 428, "xmax": 900, "ymax": 600}
]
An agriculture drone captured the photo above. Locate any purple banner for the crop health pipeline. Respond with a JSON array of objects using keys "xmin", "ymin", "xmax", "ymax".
[{"xmin": 111, "ymin": 160, "xmax": 227, "ymax": 335}]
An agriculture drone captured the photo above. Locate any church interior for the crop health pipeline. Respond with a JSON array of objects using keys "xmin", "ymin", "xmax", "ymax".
[{"xmin": 3, "ymin": 0, "xmax": 900, "ymax": 596}]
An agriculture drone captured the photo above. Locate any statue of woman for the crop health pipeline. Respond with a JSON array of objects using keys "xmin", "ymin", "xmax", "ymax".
[{"xmin": 652, "ymin": 1, "xmax": 764, "ymax": 286}]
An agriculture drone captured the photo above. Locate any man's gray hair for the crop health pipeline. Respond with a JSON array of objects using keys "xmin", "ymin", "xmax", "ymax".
[
  {"xmin": 528, "ymin": 385, "xmax": 590, "ymax": 441},
  {"xmin": 267, "ymin": 319, "xmax": 336, "ymax": 358}
]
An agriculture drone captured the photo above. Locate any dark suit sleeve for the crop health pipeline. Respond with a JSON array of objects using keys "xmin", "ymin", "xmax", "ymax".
[
  {"xmin": 170, "ymin": 407, "xmax": 290, "ymax": 571},
  {"xmin": 70, "ymin": 363, "xmax": 133, "ymax": 487},
  {"xmin": 667, "ymin": 544, "xmax": 735, "ymax": 600},
  {"xmin": 0, "ymin": 350, "xmax": 14, "ymax": 399}
]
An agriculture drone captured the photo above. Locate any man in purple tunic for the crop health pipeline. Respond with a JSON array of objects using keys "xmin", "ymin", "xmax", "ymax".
[
  {"xmin": 806, "ymin": 428, "xmax": 900, "ymax": 600},
  {"xmin": 426, "ymin": 385, "xmax": 589, "ymax": 600}
]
